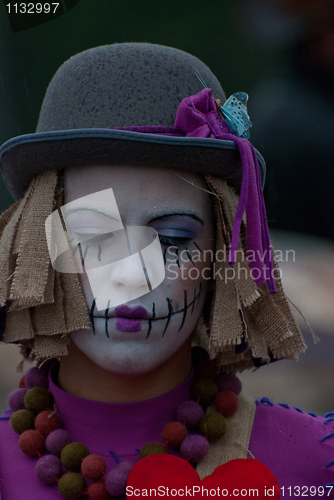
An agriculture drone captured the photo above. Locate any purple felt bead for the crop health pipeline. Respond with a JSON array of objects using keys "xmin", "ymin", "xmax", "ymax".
[
  {"xmin": 180, "ymin": 434, "xmax": 210, "ymax": 462},
  {"xmin": 45, "ymin": 429, "xmax": 71, "ymax": 456},
  {"xmin": 215, "ymin": 374, "xmax": 242, "ymax": 395},
  {"xmin": 105, "ymin": 467, "xmax": 129, "ymax": 496},
  {"xmin": 119, "ymin": 460, "xmax": 135, "ymax": 473},
  {"xmin": 25, "ymin": 367, "xmax": 49, "ymax": 389},
  {"xmin": 8, "ymin": 388, "xmax": 28, "ymax": 412},
  {"xmin": 35, "ymin": 454, "xmax": 62, "ymax": 485},
  {"xmin": 176, "ymin": 401, "xmax": 205, "ymax": 428}
]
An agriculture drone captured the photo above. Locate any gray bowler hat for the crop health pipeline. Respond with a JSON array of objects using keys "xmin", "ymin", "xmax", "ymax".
[{"xmin": 0, "ymin": 43, "xmax": 265, "ymax": 201}]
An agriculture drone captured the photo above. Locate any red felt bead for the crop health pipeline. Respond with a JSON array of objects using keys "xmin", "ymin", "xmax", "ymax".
[
  {"xmin": 35, "ymin": 411, "xmax": 61, "ymax": 435},
  {"xmin": 214, "ymin": 390, "xmax": 239, "ymax": 417},
  {"xmin": 161, "ymin": 421, "xmax": 187, "ymax": 449},
  {"xmin": 19, "ymin": 376, "xmax": 26, "ymax": 388},
  {"xmin": 87, "ymin": 479, "xmax": 111, "ymax": 500},
  {"xmin": 81, "ymin": 454, "xmax": 107, "ymax": 480},
  {"xmin": 19, "ymin": 429, "xmax": 45, "ymax": 457}
]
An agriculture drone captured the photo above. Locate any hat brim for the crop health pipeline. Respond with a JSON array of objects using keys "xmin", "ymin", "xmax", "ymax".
[{"xmin": 0, "ymin": 128, "xmax": 266, "ymax": 201}]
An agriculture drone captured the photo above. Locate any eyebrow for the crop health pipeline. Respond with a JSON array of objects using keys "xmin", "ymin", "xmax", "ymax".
[{"xmin": 148, "ymin": 211, "xmax": 204, "ymax": 225}]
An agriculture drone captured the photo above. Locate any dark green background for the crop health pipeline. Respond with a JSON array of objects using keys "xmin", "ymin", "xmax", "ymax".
[{"xmin": 0, "ymin": 0, "xmax": 281, "ymax": 211}]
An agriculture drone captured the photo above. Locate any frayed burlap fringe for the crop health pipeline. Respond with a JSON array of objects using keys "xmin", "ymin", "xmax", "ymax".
[
  {"xmin": 0, "ymin": 184, "xmax": 35, "ymax": 307},
  {"xmin": 0, "ymin": 170, "xmax": 91, "ymax": 360},
  {"xmin": 199, "ymin": 174, "xmax": 306, "ymax": 372}
]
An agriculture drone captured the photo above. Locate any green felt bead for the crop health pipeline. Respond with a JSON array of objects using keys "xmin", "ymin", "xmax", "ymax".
[
  {"xmin": 199, "ymin": 412, "xmax": 228, "ymax": 442},
  {"xmin": 58, "ymin": 472, "xmax": 86, "ymax": 500},
  {"xmin": 24, "ymin": 387, "xmax": 54, "ymax": 414},
  {"xmin": 10, "ymin": 409, "xmax": 35, "ymax": 434},
  {"xmin": 61, "ymin": 442, "xmax": 90, "ymax": 471},
  {"xmin": 140, "ymin": 443, "xmax": 168, "ymax": 459},
  {"xmin": 191, "ymin": 378, "xmax": 219, "ymax": 406}
]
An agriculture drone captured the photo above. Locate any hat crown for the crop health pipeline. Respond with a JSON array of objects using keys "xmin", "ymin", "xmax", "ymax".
[{"xmin": 37, "ymin": 43, "xmax": 226, "ymax": 132}]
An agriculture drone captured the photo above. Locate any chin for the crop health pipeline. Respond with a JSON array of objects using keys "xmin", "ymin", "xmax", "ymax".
[
  {"xmin": 70, "ymin": 330, "xmax": 166, "ymax": 375},
  {"xmin": 70, "ymin": 327, "xmax": 191, "ymax": 377}
]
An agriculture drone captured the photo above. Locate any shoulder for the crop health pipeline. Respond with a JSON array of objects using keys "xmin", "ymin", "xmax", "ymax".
[{"xmin": 249, "ymin": 397, "xmax": 334, "ymax": 490}]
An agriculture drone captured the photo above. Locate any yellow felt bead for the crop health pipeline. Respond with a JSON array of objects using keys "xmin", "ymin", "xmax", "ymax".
[
  {"xmin": 61, "ymin": 442, "xmax": 90, "ymax": 471},
  {"xmin": 140, "ymin": 443, "xmax": 167, "ymax": 459},
  {"xmin": 191, "ymin": 378, "xmax": 219, "ymax": 406},
  {"xmin": 10, "ymin": 409, "xmax": 35, "ymax": 434},
  {"xmin": 24, "ymin": 387, "xmax": 54, "ymax": 414},
  {"xmin": 58, "ymin": 472, "xmax": 86, "ymax": 500},
  {"xmin": 199, "ymin": 412, "xmax": 228, "ymax": 442}
]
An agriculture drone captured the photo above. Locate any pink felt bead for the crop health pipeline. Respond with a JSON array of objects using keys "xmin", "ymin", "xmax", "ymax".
[
  {"xmin": 35, "ymin": 454, "xmax": 62, "ymax": 484},
  {"xmin": 8, "ymin": 388, "xmax": 28, "ymax": 412},
  {"xmin": 25, "ymin": 367, "xmax": 49, "ymax": 389},
  {"xmin": 119, "ymin": 460, "xmax": 135, "ymax": 473},
  {"xmin": 176, "ymin": 401, "xmax": 205, "ymax": 428},
  {"xmin": 88, "ymin": 479, "xmax": 110, "ymax": 500},
  {"xmin": 35, "ymin": 411, "xmax": 61, "ymax": 435},
  {"xmin": 180, "ymin": 434, "xmax": 210, "ymax": 462},
  {"xmin": 45, "ymin": 428, "xmax": 71, "ymax": 456},
  {"xmin": 215, "ymin": 374, "xmax": 242, "ymax": 395},
  {"xmin": 19, "ymin": 429, "xmax": 45, "ymax": 457},
  {"xmin": 81, "ymin": 454, "xmax": 107, "ymax": 480},
  {"xmin": 105, "ymin": 467, "xmax": 129, "ymax": 497}
]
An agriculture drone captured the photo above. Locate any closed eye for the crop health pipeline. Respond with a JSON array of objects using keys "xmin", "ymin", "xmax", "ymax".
[{"xmin": 158, "ymin": 235, "xmax": 192, "ymax": 248}]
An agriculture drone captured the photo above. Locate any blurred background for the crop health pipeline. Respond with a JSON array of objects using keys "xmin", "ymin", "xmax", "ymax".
[{"xmin": 1, "ymin": 0, "xmax": 334, "ymax": 415}]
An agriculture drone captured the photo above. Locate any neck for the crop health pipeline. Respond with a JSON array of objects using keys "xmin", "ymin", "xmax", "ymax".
[{"xmin": 58, "ymin": 338, "xmax": 192, "ymax": 403}]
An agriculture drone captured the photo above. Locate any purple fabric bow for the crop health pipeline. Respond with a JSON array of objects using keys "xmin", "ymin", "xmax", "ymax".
[{"xmin": 114, "ymin": 88, "xmax": 276, "ymax": 293}]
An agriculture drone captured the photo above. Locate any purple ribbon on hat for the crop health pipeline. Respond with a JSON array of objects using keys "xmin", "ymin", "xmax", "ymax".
[
  {"xmin": 115, "ymin": 88, "xmax": 277, "ymax": 293},
  {"xmin": 174, "ymin": 88, "xmax": 276, "ymax": 293}
]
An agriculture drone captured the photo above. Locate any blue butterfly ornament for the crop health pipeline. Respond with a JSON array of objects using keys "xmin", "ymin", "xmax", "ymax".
[{"xmin": 221, "ymin": 92, "xmax": 252, "ymax": 139}]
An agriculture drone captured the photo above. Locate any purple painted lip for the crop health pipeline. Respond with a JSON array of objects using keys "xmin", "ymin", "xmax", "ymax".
[
  {"xmin": 115, "ymin": 318, "xmax": 142, "ymax": 332},
  {"xmin": 114, "ymin": 305, "xmax": 147, "ymax": 332},
  {"xmin": 114, "ymin": 304, "xmax": 148, "ymax": 319}
]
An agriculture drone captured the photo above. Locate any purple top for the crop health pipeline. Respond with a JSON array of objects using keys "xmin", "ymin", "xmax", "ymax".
[{"xmin": 1, "ymin": 369, "xmax": 334, "ymax": 499}]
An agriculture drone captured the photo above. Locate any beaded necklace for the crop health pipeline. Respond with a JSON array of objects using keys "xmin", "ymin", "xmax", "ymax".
[{"xmin": 8, "ymin": 355, "xmax": 241, "ymax": 500}]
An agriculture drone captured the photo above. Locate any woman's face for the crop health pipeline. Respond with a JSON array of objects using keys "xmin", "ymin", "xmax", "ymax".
[{"xmin": 63, "ymin": 165, "xmax": 214, "ymax": 375}]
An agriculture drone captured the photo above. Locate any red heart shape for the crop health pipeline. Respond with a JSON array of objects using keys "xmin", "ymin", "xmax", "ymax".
[{"xmin": 127, "ymin": 455, "xmax": 280, "ymax": 500}]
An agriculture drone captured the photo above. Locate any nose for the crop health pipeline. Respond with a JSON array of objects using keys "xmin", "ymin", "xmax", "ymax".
[{"xmin": 110, "ymin": 254, "xmax": 149, "ymax": 294}]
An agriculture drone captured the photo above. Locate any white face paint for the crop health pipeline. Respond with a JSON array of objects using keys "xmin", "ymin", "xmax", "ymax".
[
  {"xmin": 63, "ymin": 165, "xmax": 215, "ymax": 375},
  {"xmin": 46, "ymin": 189, "xmax": 165, "ymax": 311}
]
